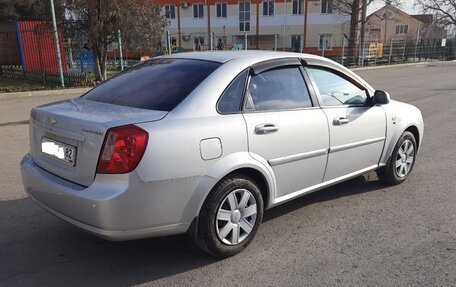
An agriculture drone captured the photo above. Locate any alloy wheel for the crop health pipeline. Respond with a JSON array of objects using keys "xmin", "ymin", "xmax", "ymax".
[{"xmin": 395, "ymin": 139, "xmax": 415, "ymax": 178}]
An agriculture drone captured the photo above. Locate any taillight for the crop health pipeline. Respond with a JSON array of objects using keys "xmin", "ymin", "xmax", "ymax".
[{"xmin": 96, "ymin": 125, "xmax": 148, "ymax": 174}]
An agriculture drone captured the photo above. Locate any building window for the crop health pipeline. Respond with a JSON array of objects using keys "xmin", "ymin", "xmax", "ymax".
[
  {"xmin": 193, "ymin": 3, "xmax": 204, "ymax": 18},
  {"xmin": 321, "ymin": 0, "xmax": 333, "ymax": 14},
  {"xmin": 319, "ymin": 34, "xmax": 332, "ymax": 50},
  {"xmin": 170, "ymin": 37, "xmax": 177, "ymax": 51},
  {"xmin": 194, "ymin": 36, "xmax": 205, "ymax": 50},
  {"xmin": 395, "ymin": 24, "xmax": 409, "ymax": 34},
  {"xmin": 239, "ymin": 1, "xmax": 251, "ymax": 32},
  {"xmin": 216, "ymin": 3, "xmax": 227, "ymax": 18},
  {"xmin": 292, "ymin": 0, "xmax": 303, "ymax": 15},
  {"xmin": 263, "ymin": 0, "xmax": 274, "ymax": 16},
  {"xmin": 291, "ymin": 35, "xmax": 302, "ymax": 52},
  {"xmin": 164, "ymin": 5, "xmax": 176, "ymax": 19}
]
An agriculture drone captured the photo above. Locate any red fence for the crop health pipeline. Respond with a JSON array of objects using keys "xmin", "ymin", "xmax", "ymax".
[{"xmin": 16, "ymin": 21, "xmax": 67, "ymax": 73}]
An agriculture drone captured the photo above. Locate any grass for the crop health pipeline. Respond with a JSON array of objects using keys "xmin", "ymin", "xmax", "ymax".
[
  {"xmin": 85, "ymin": 69, "xmax": 120, "ymax": 81},
  {"xmin": 0, "ymin": 77, "xmax": 55, "ymax": 93}
]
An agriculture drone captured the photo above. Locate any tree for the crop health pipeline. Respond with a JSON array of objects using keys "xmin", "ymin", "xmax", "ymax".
[
  {"xmin": 0, "ymin": 0, "xmax": 63, "ymax": 21},
  {"xmin": 334, "ymin": 0, "xmax": 371, "ymax": 65},
  {"xmin": 119, "ymin": 1, "xmax": 167, "ymax": 56},
  {"xmin": 64, "ymin": 0, "xmax": 167, "ymax": 81},
  {"xmin": 416, "ymin": 0, "xmax": 456, "ymax": 28},
  {"xmin": 334, "ymin": 0, "xmax": 403, "ymax": 65}
]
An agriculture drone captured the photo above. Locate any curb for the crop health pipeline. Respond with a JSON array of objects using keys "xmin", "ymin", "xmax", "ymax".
[
  {"xmin": 352, "ymin": 60, "xmax": 456, "ymax": 71},
  {"xmin": 0, "ymin": 87, "xmax": 91, "ymax": 100}
]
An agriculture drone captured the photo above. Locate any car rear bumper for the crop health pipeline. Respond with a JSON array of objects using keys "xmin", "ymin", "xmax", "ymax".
[{"xmin": 20, "ymin": 154, "xmax": 206, "ymax": 241}]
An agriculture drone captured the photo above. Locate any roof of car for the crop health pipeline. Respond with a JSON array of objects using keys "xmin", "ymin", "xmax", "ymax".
[
  {"xmin": 162, "ymin": 51, "xmax": 374, "ymax": 93},
  {"xmin": 164, "ymin": 50, "xmax": 328, "ymax": 64}
]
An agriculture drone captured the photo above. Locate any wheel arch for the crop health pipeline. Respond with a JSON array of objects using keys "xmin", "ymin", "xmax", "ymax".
[
  {"xmin": 185, "ymin": 152, "xmax": 275, "ymax": 226},
  {"xmin": 405, "ymin": 125, "xmax": 420, "ymax": 149},
  {"xmin": 382, "ymin": 124, "xmax": 421, "ymax": 169},
  {"xmin": 218, "ymin": 167, "xmax": 270, "ymax": 211}
]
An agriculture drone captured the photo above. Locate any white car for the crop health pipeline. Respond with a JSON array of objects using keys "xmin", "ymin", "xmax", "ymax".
[{"xmin": 21, "ymin": 51, "xmax": 424, "ymax": 257}]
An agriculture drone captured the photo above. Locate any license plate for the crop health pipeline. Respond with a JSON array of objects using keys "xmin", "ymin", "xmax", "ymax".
[{"xmin": 41, "ymin": 137, "xmax": 77, "ymax": 166}]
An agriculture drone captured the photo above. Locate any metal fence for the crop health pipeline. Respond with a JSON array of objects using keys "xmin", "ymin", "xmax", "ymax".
[
  {"xmin": 161, "ymin": 31, "xmax": 455, "ymax": 68},
  {"xmin": 0, "ymin": 23, "xmax": 94, "ymax": 85},
  {"xmin": 0, "ymin": 65, "xmax": 88, "ymax": 87},
  {"xmin": 352, "ymin": 37, "xmax": 454, "ymax": 67}
]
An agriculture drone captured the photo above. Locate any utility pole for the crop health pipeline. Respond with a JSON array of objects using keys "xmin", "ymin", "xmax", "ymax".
[
  {"xmin": 359, "ymin": 0, "xmax": 367, "ymax": 66},
  {"xmin": 50, "ymin": 0, "xmax": 65, "ymax": 88}
]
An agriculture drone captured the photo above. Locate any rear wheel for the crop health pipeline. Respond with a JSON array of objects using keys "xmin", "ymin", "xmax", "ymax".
[
  {"xmin": 377, "ymin": 131, "xmax": 417, "ymax": 185},
  {"xmin": 197, "ymin": 174, "xmax": 264, "ymax": 257}
]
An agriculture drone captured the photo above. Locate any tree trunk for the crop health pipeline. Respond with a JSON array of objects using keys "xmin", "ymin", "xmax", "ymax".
[
  {"xmin": 93, "ymin": 48, "xmax": 103, "ymax": 82},
  {"xmin": 101, "ymin": 50, "xmax": 108, "ymax": 80},
  {"xmin": 93, "ymin": 46, "xmax": 108, "ymax": 81},
  {"xmin": 348, "ymin": 0, "xmax": 360, "ymax": 66}
]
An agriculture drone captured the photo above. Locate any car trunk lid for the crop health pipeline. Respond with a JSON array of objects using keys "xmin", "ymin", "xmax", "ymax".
[{"xmin": 29, "ymin": 98, "xmax": 167, "ymax": 186}]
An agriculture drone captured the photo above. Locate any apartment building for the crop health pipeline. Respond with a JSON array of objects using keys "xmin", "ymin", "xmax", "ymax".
[{"xmin": 156, "ymin": 0, "xmax": 351, "ymax": 56}]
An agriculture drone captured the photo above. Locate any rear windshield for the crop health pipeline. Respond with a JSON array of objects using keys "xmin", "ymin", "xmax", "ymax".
[{"xmin": 82, "ymin": 58, "xmax": 221, "ymax": 111}]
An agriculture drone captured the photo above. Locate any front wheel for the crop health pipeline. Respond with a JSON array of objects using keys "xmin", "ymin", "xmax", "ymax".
[
  {"xmin": 377, "ymin": 131, "xmax": 417, "ymax": 185},
  {"xmin": 196, "ymin": 174, "xmax": 264, "ymax": 257}
]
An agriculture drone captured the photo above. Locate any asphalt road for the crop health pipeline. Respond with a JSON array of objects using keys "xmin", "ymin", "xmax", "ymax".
[{"xmin": 1, "ymin": 62, "xmax": 455, "ymax": 286}]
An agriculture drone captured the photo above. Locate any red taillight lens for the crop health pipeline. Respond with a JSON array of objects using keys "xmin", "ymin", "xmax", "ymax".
[{"xmin": 96, "ymin": 125, "xmax": 148, "ymax": 174}]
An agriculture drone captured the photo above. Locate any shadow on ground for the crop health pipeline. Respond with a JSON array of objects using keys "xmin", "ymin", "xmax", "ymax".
[{"xmin": 0, "ymin": 173, "xmax": 387, "ymax": 286}]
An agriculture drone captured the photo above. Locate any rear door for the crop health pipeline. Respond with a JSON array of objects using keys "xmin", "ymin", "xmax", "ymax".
[
  {"xmin": 306, "ymin": 66, "xmax": 386, "ymax": 181},
  {"xmin": 242, "ymin": 60, "xmax": 329, "ymax": 199}
]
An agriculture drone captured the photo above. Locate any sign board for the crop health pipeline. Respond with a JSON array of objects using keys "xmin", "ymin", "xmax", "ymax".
[
  {"xmin": 369, "ymin": 43, "xmax": 383, "ymax": 58},
  {"xmin": 441, "ymin": 39, "xmax": 447, "ymax": 47},
  {"xmin": 232, "ymin": 44, "xmax": 243, "ymax": 50}
]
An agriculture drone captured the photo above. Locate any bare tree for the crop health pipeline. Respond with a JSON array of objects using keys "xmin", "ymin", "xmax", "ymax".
[
  {"xmin": 416, "ymin": 0, "xmax": 456, "ymax": 28},
  {"xmin": 118, "ymin": 0, "xmax": 167, "ymax": 56},
  {"xmin": 64, "ymin": 0, "xmax": 167, "ymax": 81},
  {"xmin": 0, "ymin": 0, "xmax": 64, "ymax": 21},
  {"xmin": 334, "ymin": 0, "xmax": 404, "ymax": 64},
  {"xmin": 334, "ymin": 0, "xmax": 371, "ymax": 64}
]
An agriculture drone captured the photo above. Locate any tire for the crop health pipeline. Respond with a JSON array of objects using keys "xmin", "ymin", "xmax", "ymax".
[
  {"xmin": 377, "ymin": 131, "xmax": 417, "ymax": 185},
  {"xmin": 196, "ymin": 174, "xmax": 264, "ymax": 257}
]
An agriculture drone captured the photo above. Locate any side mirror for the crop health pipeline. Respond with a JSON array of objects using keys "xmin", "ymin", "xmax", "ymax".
[{"xmin": 373, "ymin": 90, "xmax": 390, "ymax": 105}]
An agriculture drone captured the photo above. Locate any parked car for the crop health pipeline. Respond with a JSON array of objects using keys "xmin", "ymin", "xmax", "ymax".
[{"xmin": 21, "ymin": 51, "xmax": 424, "ymax": 257}]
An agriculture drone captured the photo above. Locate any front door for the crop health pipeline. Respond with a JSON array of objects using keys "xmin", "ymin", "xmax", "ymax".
[{"xmin": 306, "ymin": 67, "xmax": 387, "ymax": 181}]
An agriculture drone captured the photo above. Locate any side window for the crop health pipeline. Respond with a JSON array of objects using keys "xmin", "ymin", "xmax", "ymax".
[
  {"xmin": 307, "ymin": 67, "xmax": 368, "ymax": 106},
  {"xmin": 218, "ymin": 69, "xmax": 249, "ymax": 114},
  {"xmin": 246, "ymin": 67, "xmax": 312, "ymax": 111}
]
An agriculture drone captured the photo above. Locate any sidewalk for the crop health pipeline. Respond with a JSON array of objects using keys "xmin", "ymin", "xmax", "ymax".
[
  {"xmin": 351, "ymin": 60, "xmax": 453, "ymax": 71},
  {"xmin": 0, "ymin": 88, "xmax": 89, "ymax": 126},
  {"xmin": 0, "ymin": 87, "xmax": 90, "ymax": 100}
]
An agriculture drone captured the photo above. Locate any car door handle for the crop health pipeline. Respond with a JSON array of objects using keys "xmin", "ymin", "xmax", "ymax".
[
  {"xmin": 333, "ymin": 117, "xmax": 350, "ymax": 125},
  {"xmin": 255, "ymin": 124, "xmax": 279, "ymax": 135}
]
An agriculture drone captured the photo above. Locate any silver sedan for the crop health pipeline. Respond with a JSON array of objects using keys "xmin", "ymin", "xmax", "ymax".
[{"xmin": 21, "ymin": 51, "xmax": 424, "ymax": 257}]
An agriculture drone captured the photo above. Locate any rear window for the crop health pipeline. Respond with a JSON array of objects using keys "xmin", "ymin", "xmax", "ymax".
[{"xmin": 82, "ymin": 58, "xmax": 221, "ymax": 111}]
